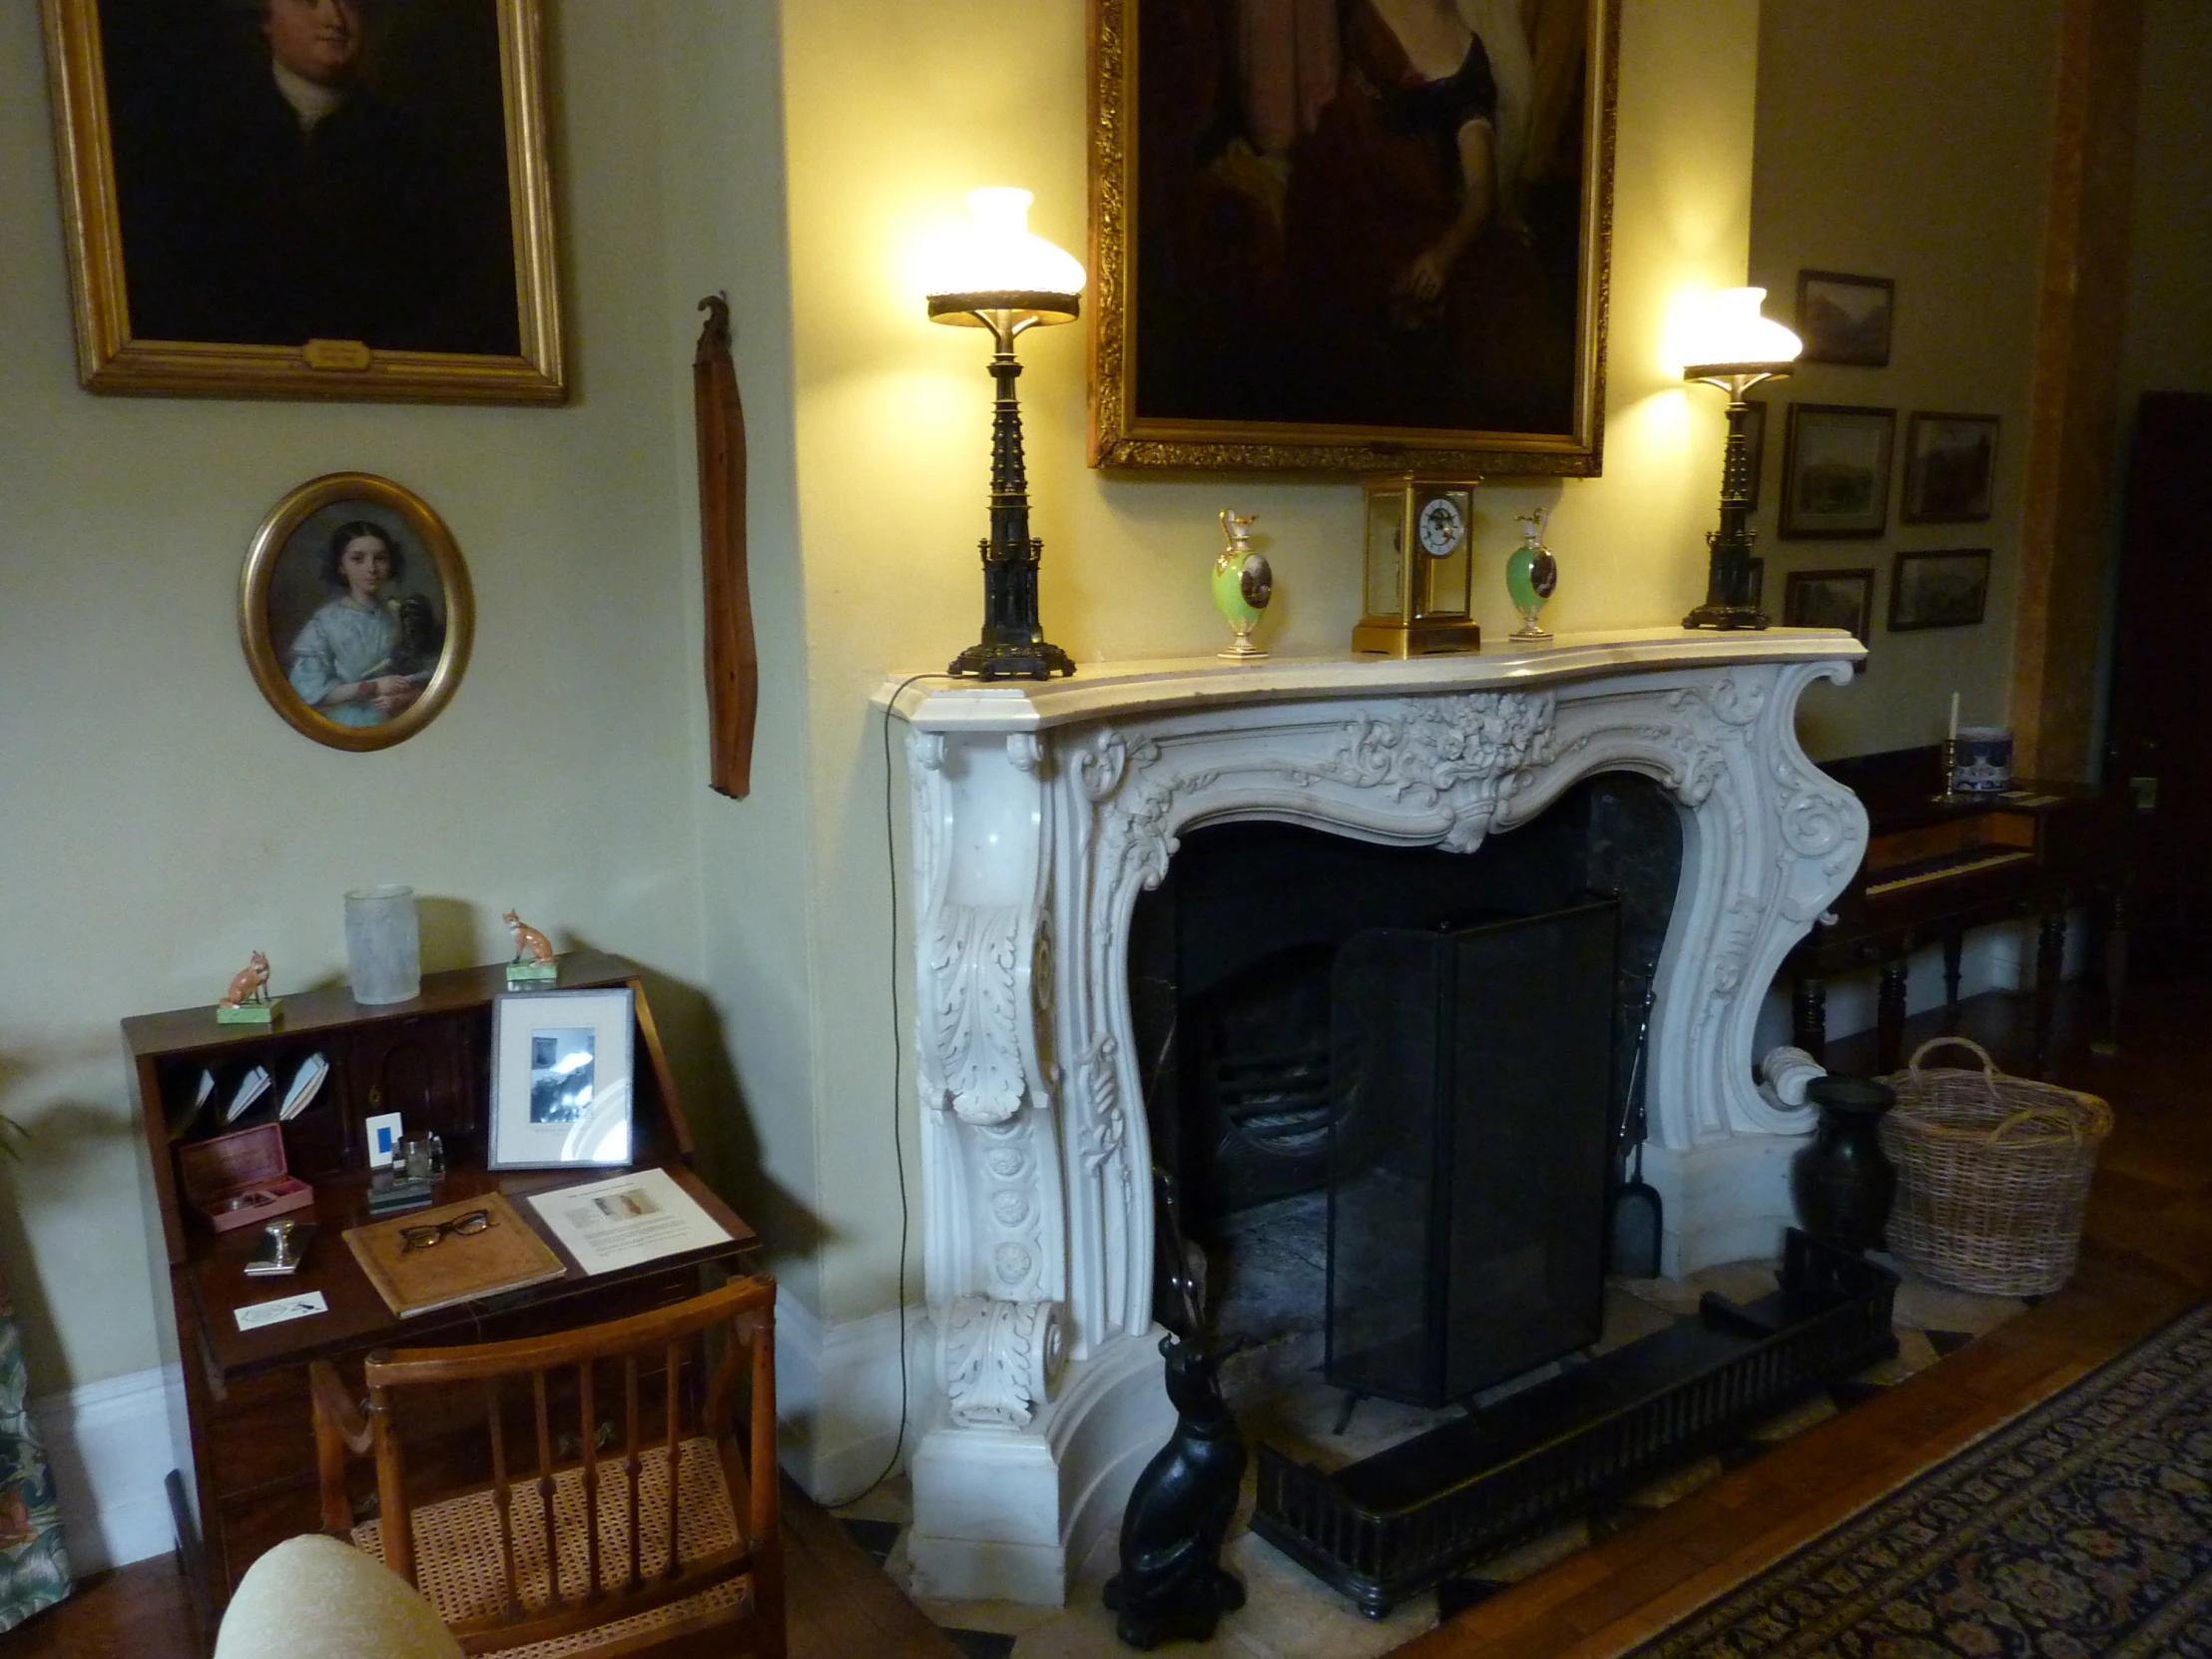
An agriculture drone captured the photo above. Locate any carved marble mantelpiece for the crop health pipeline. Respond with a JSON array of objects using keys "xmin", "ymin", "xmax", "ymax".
[{"xmin": 876, "ymin": 629, "xmax": 1867, "ymax": 1604}]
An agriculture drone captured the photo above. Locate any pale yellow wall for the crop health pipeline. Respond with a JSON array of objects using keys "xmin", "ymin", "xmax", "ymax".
[
  {"xmin": 778, "ymin": 0, "xmax": 1764, "ymax": 1323},
  {"xmin": 1748, "ymin": 0, "xmax": 2063, "ymax": 761},
  {"xmin": 2118, "ymin": 0, "xmax": 2212, "ymax": 406},
  {"xmin": 654, "ymin": 3, "xmax": 825, "ymax": 1316},
  {"xmin": 0, "ymin": 3, "xmax": 807, "ymax": 1389}
]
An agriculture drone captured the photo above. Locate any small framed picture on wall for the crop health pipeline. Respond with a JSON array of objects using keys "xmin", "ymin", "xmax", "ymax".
[
  {"xmin": 1783, "ymin": 567, "xmax": 1876, "ymax": 672},
  {"xmin": 1902, "ymin": 413, "xmax": 2000, "ymax": 523},
  {"xmin": 1889, "ymin": 549, "xmax": 1992, "ymax": 631},
  {"xmin": 1795, "ymin": 271, "xmax": 1895, "ymax": 366},
  {"xmin": 1780, "ymin": 404, "xmax": 1897, "ymax": 539}
]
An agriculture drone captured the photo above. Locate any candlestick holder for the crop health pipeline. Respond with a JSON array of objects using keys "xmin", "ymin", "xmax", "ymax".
[{"xmin": 1932, "ymin": 737, "xmax": 1960, "ymax": 805}]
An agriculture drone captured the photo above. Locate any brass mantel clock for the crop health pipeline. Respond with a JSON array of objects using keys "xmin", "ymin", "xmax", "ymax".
[{"xmin": 1352, "ymin": 476, "xmax": 1483, "ymax": 657}]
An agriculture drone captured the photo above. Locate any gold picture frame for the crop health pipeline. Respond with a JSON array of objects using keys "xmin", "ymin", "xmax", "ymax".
[
  {"xmin": 1087, "ymin": 0, "xmax": 1618, "ymax": 474},
  {"xmin": 240, "ymin": 473, "xmax": 474, "ymax": 752},
  {"xmin": 41, "ymin": 0, "xmax": 563, "ymax": 403}
]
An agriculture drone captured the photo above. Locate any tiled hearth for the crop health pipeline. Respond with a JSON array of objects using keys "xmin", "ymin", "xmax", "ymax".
[{"xmin": 835, "ymin": 1254, "xmax": 2031, "ymax": 1659}]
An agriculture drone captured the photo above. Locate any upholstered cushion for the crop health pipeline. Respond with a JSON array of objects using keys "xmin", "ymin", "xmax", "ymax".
[{"xmin": 215, "ymin": 1532, "xmax": 464, "ymax": 1659}]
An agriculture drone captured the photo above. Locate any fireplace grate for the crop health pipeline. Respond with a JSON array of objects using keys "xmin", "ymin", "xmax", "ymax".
[
  {"xmin": 1252, "ymin": 1231, "xmax": 1901, "ymax": 1618},
  {"xmin": 1216, "ymin": 1048, "xmax": 1335, "ymax": 1152}
]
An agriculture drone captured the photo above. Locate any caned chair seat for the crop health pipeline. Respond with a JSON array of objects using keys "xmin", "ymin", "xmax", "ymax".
[
  {"xmin": 311, "ymin": 1277, "xmax": 783, "ymax": 1659},
  {"xmin": 351, "ymin": 1438, "xmax": 749, "ymax": 1657}
]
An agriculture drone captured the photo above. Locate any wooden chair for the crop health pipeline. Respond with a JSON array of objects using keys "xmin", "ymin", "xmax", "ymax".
[{"xmin": 308, "ymin": 1276, "xmax": 783, "ymax": 1659}]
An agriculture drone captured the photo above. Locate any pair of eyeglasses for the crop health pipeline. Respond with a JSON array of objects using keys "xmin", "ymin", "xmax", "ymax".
[{"xmin": 398, "ymin": 1209, "xmax": 495, "ymax": 1253}]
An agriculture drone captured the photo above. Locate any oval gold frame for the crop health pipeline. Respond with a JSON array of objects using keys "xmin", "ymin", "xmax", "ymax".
[{"xmin": 240, "ymin": 473, "xmax": 475, "ymax": 753}]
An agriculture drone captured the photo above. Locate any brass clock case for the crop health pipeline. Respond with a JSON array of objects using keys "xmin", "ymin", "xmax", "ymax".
[{"xmin": 1352, "ymin": 474, "xmax": 1484, "ymax": 657}]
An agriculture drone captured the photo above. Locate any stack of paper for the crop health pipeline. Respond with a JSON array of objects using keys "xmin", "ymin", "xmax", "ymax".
[
  {"xmin": 278, "ymin": 1053, "xmax": 328, "ymax": 1121},
  {"xmin": 225, "ymin": 1065, "xmax": 273, "ymax": 1123}
]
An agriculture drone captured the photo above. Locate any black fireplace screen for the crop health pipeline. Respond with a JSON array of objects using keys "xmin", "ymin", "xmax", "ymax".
[{"xmin": 1326, "ymin": 898, "xmax": 1620, "ymax": 1408}]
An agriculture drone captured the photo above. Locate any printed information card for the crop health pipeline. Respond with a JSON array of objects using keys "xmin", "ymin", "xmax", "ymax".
[
  {"xmin": 526, "ymin": 1167, "xmax": 731, "ymax": 1277},
  {"xmin": 235, "ymin": 1290, "xmax": 328, "ymax": 1332}
]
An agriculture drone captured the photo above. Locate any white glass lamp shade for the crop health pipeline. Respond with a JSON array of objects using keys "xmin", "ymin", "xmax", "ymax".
[
  {"xmin": 925, "ymin": 188, "xmax": 1085, "ymax": 330},
  {"xmin": 1682, "ymin": 286, "xmax": 1802, "ymax": 386}
]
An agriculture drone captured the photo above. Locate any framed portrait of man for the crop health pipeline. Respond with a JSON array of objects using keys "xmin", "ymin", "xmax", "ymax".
[
  {"xmin": 1087, "ymin": 0, "xmax": 1618, "ymax": 475},
  {"xmin": 41, "ymin": 0, "xmax": 563, "ymax": 403}
]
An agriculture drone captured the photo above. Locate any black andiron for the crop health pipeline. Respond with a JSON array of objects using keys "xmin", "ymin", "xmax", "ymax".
[{"xmin": 1103, "ymin": 1170, "xmax": 1247, "ymax": 1649}]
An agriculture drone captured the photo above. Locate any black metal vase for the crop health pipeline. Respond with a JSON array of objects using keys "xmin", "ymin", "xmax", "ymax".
[{"xmin": 1789, "ymin": 1074, "xmax": 1899, "ymax": 1253}]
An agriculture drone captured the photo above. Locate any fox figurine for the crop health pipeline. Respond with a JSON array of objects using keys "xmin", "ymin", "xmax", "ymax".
[
  {"xmin": 504, "ymin": 911, "xmax": 555, "ymax": 966},
  {"xmin": 220, "ymin": 951, "xmax": 271, "ymax": 1008}
]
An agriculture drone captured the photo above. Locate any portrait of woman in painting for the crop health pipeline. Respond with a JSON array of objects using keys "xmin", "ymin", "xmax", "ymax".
[
  {"xmin": 240, "ymin": 474, "xmax": 473, "ymax": 752},
  {"xmin": 1121, "ymin": 0, "xmax": 1602, "ymax": 453}
]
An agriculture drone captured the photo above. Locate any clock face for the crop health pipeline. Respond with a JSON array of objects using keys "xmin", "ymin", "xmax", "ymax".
[{"xmin": 1416, "ymin": 494, "xmax": 1466, "ymax": 557}]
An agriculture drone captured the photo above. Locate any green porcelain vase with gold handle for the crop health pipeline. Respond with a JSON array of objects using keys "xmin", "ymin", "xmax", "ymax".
[
  {"xmin": 1506, "ymin": 508, "xmax": 1557, "ymax": 642},
  {"xmin": 1214, "ymin": 510, "xmax": 1272, "ymax": 660}
]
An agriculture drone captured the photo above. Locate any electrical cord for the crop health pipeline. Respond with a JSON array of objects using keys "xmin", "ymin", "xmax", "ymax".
[{"xmin": 820, "ymin": 670, "xmax": 949, "ymax": 1510}]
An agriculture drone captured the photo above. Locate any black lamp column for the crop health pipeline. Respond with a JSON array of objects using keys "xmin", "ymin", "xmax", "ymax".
[
  {"xmin": 1683, "ymin": 388, "xmax": 1769, "ymax": 631},
  {"xmin": 949, "ymin": 311, "xmax": 1075, "ymax": 681}
]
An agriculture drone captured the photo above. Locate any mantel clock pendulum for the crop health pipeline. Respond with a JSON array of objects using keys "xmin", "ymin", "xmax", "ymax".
[{"xmin": 1352, "ymin": 475, "xmax": 1483, "ymax": 657}]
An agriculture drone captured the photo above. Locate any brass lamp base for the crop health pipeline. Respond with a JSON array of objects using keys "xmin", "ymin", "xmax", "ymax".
[{"xmin": 1352, "ymin": 619, "xmax": 1482, "ymax": 658}]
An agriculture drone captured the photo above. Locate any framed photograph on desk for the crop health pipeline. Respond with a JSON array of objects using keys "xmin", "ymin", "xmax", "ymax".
[{"xmin": 488, "ymin": 988, "xmax": 635, "ymax": 1169}]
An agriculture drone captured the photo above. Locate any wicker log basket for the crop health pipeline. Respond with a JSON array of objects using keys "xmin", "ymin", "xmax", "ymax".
[{"xmin": 1876, "ymin": 1037, "xmax": 2113, "ymax": 1297}]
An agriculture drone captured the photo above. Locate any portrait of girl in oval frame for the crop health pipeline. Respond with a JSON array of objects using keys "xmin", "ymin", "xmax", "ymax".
[{"xmin": 240, "ymin": 473, "xmax": 474, "ymax": 752}]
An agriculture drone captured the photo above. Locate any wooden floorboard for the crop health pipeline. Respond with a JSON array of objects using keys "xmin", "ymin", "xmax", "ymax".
[{"xmin": 1400, "ymin": 976, "xmax": 2211, "ymax": 1659}]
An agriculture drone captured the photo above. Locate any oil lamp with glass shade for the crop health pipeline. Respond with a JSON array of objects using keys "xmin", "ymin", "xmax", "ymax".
[
  {"xmin": 1682, "ymin": 287, "xmax": 1802, "ymax": 630},
  {"xmin": 924, "ymin": 188, "xmax": 1084, "ymax": 679}
]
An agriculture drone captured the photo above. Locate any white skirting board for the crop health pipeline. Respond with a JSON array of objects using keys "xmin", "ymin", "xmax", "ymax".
[
  {"xmin": 30, "ymin": 1363, "xmax": 186, "ymax": 1574},
  {"xmin": 774, "ymin": 1293, "xmax": 934, "ymax": 1504}
]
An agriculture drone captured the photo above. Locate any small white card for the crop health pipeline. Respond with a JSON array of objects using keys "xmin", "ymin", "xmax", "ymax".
[
  {"xmin": 364, "ymin": 1111, "xmax": 403, "ymax": 1168},
  {"xmin": 235, "ymin": 1290, "xmax": 327, "ymax": 1332}
]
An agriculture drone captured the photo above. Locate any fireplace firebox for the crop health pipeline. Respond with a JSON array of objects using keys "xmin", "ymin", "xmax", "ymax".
[{"xmin": 1128, "ymin": 775, "xmax": 1680, "ymax": 1371}]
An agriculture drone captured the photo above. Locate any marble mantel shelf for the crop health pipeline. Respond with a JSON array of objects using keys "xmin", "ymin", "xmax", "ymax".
[{"xmin": 875, "ymin": 626, "xmax": 1865, "ymax": 733}]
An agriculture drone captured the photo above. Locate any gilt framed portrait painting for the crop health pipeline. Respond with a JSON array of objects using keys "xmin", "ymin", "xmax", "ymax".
[
  {"xmin": 1088, "ymin": 0, "xmax": 1619, "ymax": 474},
  {"xmin": 41, "ymin": 0, "xmax": 563, "ymax": 403},
  {"xmin": 240, "ymin": 473, "xmax": 473, "ymax": 752}
]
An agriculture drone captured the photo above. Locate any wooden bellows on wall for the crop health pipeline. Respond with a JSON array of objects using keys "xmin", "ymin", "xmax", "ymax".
[
  {"xmin": 310, "ymin": 1277, "xmax": 783, "ymax": 1656},
  {"xmin": 695, "ymin": 294, "xmax": 759, "ymax": 799}
]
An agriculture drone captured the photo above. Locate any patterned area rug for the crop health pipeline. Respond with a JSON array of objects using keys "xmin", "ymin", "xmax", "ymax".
[{"xmin": 1627, "ymin": 1301, "xmax": 2212, "ymax": 1658}]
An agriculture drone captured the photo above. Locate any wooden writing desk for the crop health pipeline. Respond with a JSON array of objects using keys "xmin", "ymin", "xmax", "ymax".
[
  {"xmin": 123, "ymin": 951, "xmax": 756, "ymax": 1635},
  {"xmin": 1787, "ymin": 749, "xmax": 2126, "ymax": 1075}
]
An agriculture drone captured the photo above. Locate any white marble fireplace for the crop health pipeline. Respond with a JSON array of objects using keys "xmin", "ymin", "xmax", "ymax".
[{"xmin": 875, "ymin": 628, "xmax": 1867, "ymax": 1605}]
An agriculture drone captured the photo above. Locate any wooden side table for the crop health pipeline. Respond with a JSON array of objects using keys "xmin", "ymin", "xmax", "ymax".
[{"xmin": 1787, "ymin": 750, "xmax": 2127, "ymax": 1077}]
